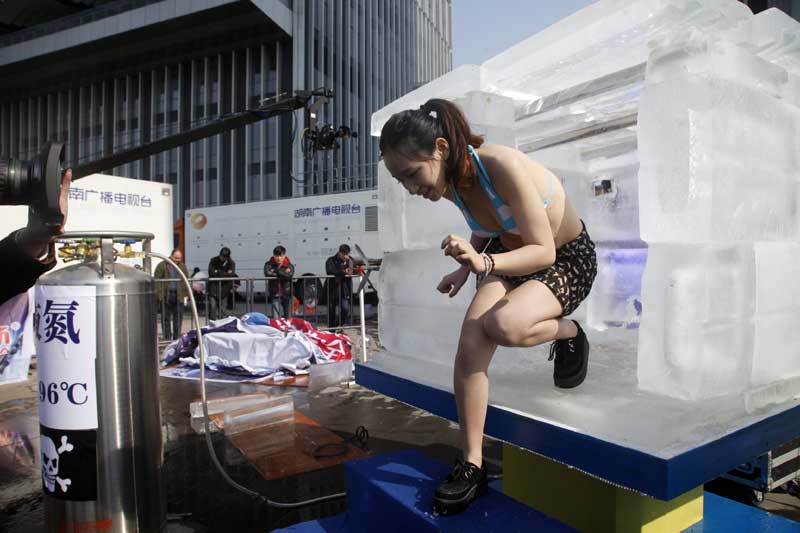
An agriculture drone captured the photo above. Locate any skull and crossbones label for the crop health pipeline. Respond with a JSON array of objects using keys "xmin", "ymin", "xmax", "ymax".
[
  {"xmin": 41, "ymin": 435, "xmax": 74, "ymax": 493},
  {"xmin": 39, "ymin": 425, "xmax": 98, "ymax": 501}
]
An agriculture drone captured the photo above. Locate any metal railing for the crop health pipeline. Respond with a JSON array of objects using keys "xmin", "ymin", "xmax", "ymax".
[
  {"xmin": 154, "ymin": 274, "xmax": 374, "ymax": 361},
  {"xmin": 292, "ymin": 163, "xmax": 379, "ymax": 196}
]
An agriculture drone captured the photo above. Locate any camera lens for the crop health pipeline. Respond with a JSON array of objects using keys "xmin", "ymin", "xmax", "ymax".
[
  {"xmin": 0, "ymin": 156, "xmax": 29, "ymax": 206},
  {"xmin": 0, "ymin": 143, "xmax": 64, "ymax": 211}
]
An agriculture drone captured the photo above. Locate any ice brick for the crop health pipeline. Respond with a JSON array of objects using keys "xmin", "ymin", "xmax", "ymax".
[
  {"xmin": 638, "ymin": 77, "xmax": 800, "ymax": 242},
  {"xmin": 377, "ymin": 162, "xmax": 468, "ymax": 252},
  {"xmin": 646, "ymin": 32, "xmax": 789, "ymax": 98},
  {"xmin": 378, "ymin": 303, "xmax": 463, "ymax": 365},
  {"xmin": 380, "ymin": 249, "xmax": 475, "ymax": 310},
  {"xmin": 734, "ymin": 8, "xmax": 800, "ymax": 73},
  {"xmin": 751, "ymin": 242, "xmax": 800, "ymax": 388},
  {"xmin": 483, "ymin": 0, "xmax": 750, "ymax": 111},
  {"xmin": 371, "ymin": 65, "xmax": 488, "ymax": 137},
  {"xmin": 637, "ymin": 243, "xmax": 756, "ymax": 400}
]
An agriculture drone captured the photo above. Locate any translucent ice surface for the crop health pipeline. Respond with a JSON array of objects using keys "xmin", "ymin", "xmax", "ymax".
[
  {"xmin": 751, "ymin": 242, "xmax": 800, "ymax": 388},
  {"xmin": 638, "ymin": 243, "xmax": 756, "ymax": 400},
  {"xmin": 638, "ymin": 77, "xmax": 800, "ymax": 242},
  {"xmin": 646, "ymin": 31, "xmax": 790, "ymax": 98},
  {"xmin": 639, "ymin": 242, "xmax": 800, "ymax": 402},
  {"xmin": 370, "ymin": 65, "xmax": 489, "ymax": 137},
  {"xmin": 484, "ymin": 0, "xmax": 750, "ymax": 111},
  {"xmin": 377, "ymin": 162, "xmax": 468, "ymax": 253}
]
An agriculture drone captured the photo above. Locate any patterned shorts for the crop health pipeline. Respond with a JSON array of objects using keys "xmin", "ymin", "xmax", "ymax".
[{"xmin": 485, "ymin": 222, "xmax": 597, "ymax": 316}]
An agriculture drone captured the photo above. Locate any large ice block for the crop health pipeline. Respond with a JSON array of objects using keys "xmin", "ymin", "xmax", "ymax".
[
  {"xmin": 732, "ymin": 8, "xmax": 800, "ymax": 75},
  {"xmin": 376, "ymin": 92, "xmax": 515, "ymax": 252},
  {"xmin": 484, "ymin": 0, "xmax": 750, "ymax": 112},
  {"xmin": 379, "ymin": 249, "xmax": 471, "ymax": 363},
  {"xmin": 380, "ymin": 249, "xmax": 475, "ymax": 311},
  {"xmin": 379, "ymin": 248, "xmax": 547, "ymax": 371},
  {"xmin": 370, "ymin": 65, "xmax": 489, "ymax": 137},
  {"xmin": 453, "ymin": 91, "xmax": 516, "ymax": 147},
  {"xmin": 638, "ymin": 243, "xmax": 756, "ymax": 400},
  {"xmin": 377, "ymin": 162, "xmax": 468, "ymax": 253},
  {"xmin": 646, "ymin": 31, "xmax": 790, "ymax": 99},
  {"xmin": 639, "ymin": 242, "xmax": 800, "ymax": 403},
  {"xmin": 638, "ymin": 77, "xmax": 800, "ymax": 242},
  {"xmin": 751, "ymin": 242, "xmax": 800, "ymax": 388}
]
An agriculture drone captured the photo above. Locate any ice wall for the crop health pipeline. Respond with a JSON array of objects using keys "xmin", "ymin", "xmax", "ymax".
[
  {"xmin": 372, "ymin": 0, "xmax": 800, "ymax": 408},
  {"xmin": 636, "ymin": 10, "xmax": 800, "ymax": 403}
]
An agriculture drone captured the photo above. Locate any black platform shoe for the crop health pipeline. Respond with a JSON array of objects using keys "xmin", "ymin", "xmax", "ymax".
[
  {"xmin": 549, "ymin": 320, "xmax": 590, "ymax": 389},
  {"xmin": 432, "ymin": 459, "xmax": 488, "ymax": 515}
]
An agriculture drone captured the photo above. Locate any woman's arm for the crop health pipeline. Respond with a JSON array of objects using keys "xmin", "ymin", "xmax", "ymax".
[{"xmin": 470, "ymin": 233, "xmax": 490, "ymax": 255}]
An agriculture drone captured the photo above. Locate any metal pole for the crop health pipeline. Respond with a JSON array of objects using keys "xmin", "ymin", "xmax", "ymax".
[{"xmin": 358, "ymin": 275, "xmax": 367, "ymax": 363}]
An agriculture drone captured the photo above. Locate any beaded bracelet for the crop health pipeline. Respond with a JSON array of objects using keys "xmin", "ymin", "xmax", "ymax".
[{"xmin": 483, "ymin": 253, "xmax": 495, "ymax": 275}]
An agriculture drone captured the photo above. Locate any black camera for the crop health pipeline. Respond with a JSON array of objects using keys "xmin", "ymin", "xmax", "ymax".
[
  {"xmin": 0, "ymin": 143, "xmax": 66, "ymax": 230},
  {"xmin": 303, "ymin": 125, "xmax": 358, "ymax": 158}
]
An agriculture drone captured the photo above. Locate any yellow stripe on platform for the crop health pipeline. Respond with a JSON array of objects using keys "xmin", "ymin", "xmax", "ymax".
[{"xmin": 502, "ymin": 444, "xmax": 703, "ymax": 533}]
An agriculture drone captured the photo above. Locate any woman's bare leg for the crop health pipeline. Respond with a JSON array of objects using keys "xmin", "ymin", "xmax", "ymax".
[
  {"xmin": 483, "ymin": 280, "xmax": 571, "ymax": 348},
  {"xmin": 453, "ymin": 276, "xmax": 508, "ymax": 468}
]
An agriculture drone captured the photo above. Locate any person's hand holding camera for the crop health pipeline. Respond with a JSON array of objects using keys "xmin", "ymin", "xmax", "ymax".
[{"xmin": 16, "ymin": 169, "xmax": 71, "ymax": 262}]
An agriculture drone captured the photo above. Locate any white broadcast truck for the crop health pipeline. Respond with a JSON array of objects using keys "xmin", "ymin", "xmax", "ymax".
[{"xmin": 184, "ymin": 189, "xmax": 380, "ymax": 300}]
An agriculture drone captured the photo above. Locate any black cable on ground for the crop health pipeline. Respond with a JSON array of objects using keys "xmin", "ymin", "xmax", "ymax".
[{"xmin": 312, "ymin": 425, "xmax": 369, "ymax": 459}]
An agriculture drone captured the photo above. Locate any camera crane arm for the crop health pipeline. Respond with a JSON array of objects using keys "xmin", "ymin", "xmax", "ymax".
[{"xmin": 70, "ymin": 88, "xmax": 333, "ymax": 180}]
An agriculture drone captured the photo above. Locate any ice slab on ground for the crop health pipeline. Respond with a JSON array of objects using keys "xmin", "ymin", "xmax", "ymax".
[{"xmin": 638, "ymin": 77, "xmax": 800, "ymax": 242}]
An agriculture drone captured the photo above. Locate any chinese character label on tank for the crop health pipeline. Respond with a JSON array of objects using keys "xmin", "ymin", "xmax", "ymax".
[
  {"xmin": 37, "ymin": 299, "xmax": 81, "ymax": 344},
  {"xmin": 34, "ymin": 285, "xmax": 98, "ymax": 431}
]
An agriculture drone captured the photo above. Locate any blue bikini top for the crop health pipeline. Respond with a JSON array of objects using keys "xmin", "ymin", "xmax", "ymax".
[{"xmin": 451, "ymin": 145, "xmax": 554, "ymax": 238}]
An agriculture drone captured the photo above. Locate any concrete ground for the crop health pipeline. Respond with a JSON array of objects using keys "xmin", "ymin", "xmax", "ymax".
[{"xmin": 1, "ymin": 326, "xmax": 798, "ymax": 531}]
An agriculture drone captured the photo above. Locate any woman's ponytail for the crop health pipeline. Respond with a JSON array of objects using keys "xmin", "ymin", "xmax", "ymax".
[{"xmin": 421, "ymin": 99, "xmax": 484, "ymax": 191}]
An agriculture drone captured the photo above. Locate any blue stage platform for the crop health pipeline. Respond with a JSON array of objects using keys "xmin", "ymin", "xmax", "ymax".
[
  {"xmin": 274, "ymin": 449, "xmax": 799, "ymax": 532},
  {"xmin": 355, "ymin": 359, "xmax": 800, "ymax": 500}
]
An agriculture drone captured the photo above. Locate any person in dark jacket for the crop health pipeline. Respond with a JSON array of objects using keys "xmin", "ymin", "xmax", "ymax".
[
  {"xmin": 154, "ymin": 248, "xmax": 190, "ymax": 340},
  {"xmin": 264, "ymin": 245, "xmax": 295, "ymax": 319},
  {"xmin": 1, "ymin": 169, "xmax": 72, "ymax": 306},
  {"xmin": 0, "ymin": 230, "xmax": 58, "ymax": 306},
  {"xmin": 325, "ymin": 244, "xmax": 355, "ymax": 329},
  {"xmin": 207, "ymin": 247, "xmax": 236, "ymax": 320}
]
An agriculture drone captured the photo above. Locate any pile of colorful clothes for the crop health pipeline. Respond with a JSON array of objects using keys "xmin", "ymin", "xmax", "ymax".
[{"xmin": 161, "ymin": 313, "xmax": 351, "ymax": 377}]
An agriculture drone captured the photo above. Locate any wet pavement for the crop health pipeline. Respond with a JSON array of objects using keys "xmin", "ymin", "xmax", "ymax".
[
  {"xmin": 1, "ymin": 358, "xmax": 798, "ymax": 531},
  {"xmin": 0, "ymin": 363, "xmax": 500, "ymax": 532}
]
